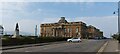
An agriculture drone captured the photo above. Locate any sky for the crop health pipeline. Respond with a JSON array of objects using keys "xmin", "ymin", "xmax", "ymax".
[{"xmin": 0, "ymin": 0, "xmax": 119, "ymax": 38}]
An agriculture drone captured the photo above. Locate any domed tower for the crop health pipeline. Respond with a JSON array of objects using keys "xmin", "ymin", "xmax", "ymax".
[{"xmin": 58, "ymin": 17, "xmax": 68, "ymax": 23}]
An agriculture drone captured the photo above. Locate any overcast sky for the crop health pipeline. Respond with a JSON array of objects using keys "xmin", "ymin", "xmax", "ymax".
[{"xmin": 0, "ymin": 0, "xmax": 119, "ymax": 38}]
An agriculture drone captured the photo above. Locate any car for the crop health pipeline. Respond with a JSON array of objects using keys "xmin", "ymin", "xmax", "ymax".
[
  {"xmin": 94, "ymin": 37, "xmax": 102, "ymax": 40},
  {"xmin": 67, "ymin": 37, "xmax": 81, "ymax": 42}
]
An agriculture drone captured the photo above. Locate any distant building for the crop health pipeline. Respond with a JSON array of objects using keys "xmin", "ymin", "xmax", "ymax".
[
  {"xmin": 40, "ymin": 17, "xmax": 103, "ymax": 39},
  {"xmin": 87, "ymin": 25, "xmax": 103, "ymax": 38},
  {"xmin": 0, "ymin": 25, "xmax": 4, "ymax": 36}
]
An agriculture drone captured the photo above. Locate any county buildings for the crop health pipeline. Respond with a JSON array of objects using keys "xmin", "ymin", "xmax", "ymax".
[{"xmin": 40, "ymin": 17, "xmax": 103, "ymax": 39}]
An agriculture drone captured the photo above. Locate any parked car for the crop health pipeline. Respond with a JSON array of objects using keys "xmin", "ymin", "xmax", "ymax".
[
  {"xmin": 67, "ymin": 37, "xmax": 81, "ymax": 42},
  {"xmin": 94, "ymin": 37, "xmax": 103, "ymax": 40}
]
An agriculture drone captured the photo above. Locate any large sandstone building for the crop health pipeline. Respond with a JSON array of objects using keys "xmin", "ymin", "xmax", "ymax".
[{"xmin": 40, "ymin": 17, "xmax": 103, "ymax": 38}]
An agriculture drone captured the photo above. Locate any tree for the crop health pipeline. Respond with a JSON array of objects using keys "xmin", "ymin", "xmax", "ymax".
[
  {"xmin": 111, "ymin": 34, "xmax": 119, "ymax": 40},
  {"xmin": 117, "ymin": 34, "xmax": 120, "ymax": 43}
]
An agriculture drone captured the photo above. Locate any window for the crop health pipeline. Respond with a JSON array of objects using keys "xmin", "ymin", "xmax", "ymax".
[
  {"xmin": 68, "ymin": 28, "xmax": 70, "ymax": 32},
  {"xmin": 70, "ymin": 28, "xmax": 72, "ymax": 32},
  {"xmin": 41, "ymin": 28, "xmax": 44, "ymax": 32},
  {"xmin": 67, "ymin": 27, "xmax": 72, "ymax": 33},
  {"xmin": 65, "ymin": 28, "xmax": 66, "ymax": 33},
  {"xmin": 76, "ymin": 27, "xmax": 79, "ymax": 33}
]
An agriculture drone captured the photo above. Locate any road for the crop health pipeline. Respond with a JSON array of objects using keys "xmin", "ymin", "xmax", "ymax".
[{"xmin": 2, "ymin": 39, "xmax": 107, "ymax": 52}]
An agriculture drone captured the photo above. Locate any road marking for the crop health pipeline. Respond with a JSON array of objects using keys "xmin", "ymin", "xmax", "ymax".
[
  {"xmin": 116, "ymin": 50, "xmax": 120, "ymax": 52},
  {"xmin": 97, "ymin": 41, "xmax": 108, "ymax": 54},
  {"xmin": 43, "ymin": 48, "xmax": 48, "ymax": 49},
  {"xmin": 25, "ymin": 51, "xmax": 31, "ymax": 52}
]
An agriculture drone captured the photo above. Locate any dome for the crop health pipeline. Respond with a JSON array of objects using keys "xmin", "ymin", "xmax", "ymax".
[{"xmin": 58, "ymin": 17, "xmax": 68, "ymax": 23}]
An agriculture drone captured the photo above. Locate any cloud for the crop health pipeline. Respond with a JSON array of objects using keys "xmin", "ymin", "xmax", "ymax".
[
  {"xmin": 18, "ymin": 19, "xmax": 40, "ymax": 34},
  {"xmin": 40, "ymin": 18, "xmax": 60, "ymax": 23},
  {"xmin": 2, "ymin": 2, "xmax": 30, "ymax": 32},
  {"xmin": 2, "ymin": 2, "xmax": 29, "ymax": 11},
  {"xmin": 0, "ymin": 2, "xmax": 3, "ymax": 25},
  {"xmin": 0, "ymin": 0, "xmax": 119, "ymax": 2}
]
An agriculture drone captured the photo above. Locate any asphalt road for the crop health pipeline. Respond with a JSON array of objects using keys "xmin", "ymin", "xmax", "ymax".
[{"xmin": 2, "ymin": 39, "xmax": 107, "ymax": 52}]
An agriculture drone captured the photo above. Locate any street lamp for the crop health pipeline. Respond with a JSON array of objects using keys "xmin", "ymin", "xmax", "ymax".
[
  {"xmin": 114, "ymin": 1, "xmax": 120, "ymax": 42},
  {"xmin": 113, "ymin": 1, "xmax": 120, "ymax": 43}
]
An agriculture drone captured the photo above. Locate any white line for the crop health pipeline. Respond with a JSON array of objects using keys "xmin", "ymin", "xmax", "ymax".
[
  {"xmin": 25, "ymin": 51, "xmax": 31, "ymax": 52},
  {"xmin": 97, "ymin": 41, "xmax": 108, "ymax": 54},
  {"xmin": 116, "ymin": 50, "xmax": 120, "ymax": 52}
]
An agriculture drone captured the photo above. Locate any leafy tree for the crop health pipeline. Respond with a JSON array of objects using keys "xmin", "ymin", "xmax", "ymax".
[
  {"xmin": 117, "ymin": 34, "xmax": 120, "ymax": 43},
  {"xmin": 111, "ymin": 34, "xmax": 119, "ymax": 40}
]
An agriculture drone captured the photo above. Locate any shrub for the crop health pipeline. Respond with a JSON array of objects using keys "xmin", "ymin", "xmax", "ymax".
[{"xmin": 2, "ymin": 36, "xmax": 71, "ymax": 46}]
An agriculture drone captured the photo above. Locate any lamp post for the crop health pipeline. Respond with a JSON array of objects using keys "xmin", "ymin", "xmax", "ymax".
[
  {"xmin": 114, "ymin": 1, "xmax": 120, "ymax": 42},
  {"xmin": 113, "ymin": 1, "xmax": 120, "ymax": 35},
  {"xmin": 118, "ymin": 1, "xmax": 120, "ymax": 36}
]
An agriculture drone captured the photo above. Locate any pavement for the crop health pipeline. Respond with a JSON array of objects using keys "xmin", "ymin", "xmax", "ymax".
[
  {"xmin": 103, "ymin": 39, "xmax": 118, "ymax": 52},
  {"xmin": 117, "ymin": 40, "xmax": 120, "ymax": 54},
  {"xmin": 97, "ymin": 39, "xmax": 119, "ymax": 54}
]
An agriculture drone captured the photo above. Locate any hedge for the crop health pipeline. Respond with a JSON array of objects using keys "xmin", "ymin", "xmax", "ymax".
[{"xmin": 2, "ymin": 36, "xmax": 71, "ymax": 46}]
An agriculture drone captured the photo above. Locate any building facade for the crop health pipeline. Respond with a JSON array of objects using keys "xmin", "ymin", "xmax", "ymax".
[
  {"xmin": 0, "ymin": 25, "xmax": 4, "ymax": 36},
  {"xmin": 40, "ymin": 17, "xmax": 103, "ymax": 38}
]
